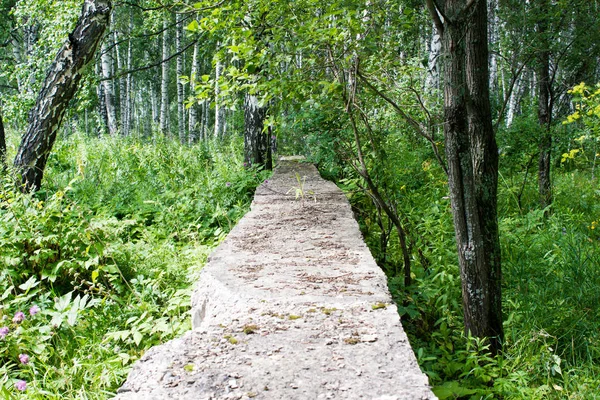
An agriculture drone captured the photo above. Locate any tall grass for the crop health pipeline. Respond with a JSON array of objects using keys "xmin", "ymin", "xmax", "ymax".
[
  {"xmin": 0, "ymin": 131, "xmax": 269, "ymax": 398},
  {"xmin": 333, "ymin": 139, "xmax": 600, "ymax": 398}
]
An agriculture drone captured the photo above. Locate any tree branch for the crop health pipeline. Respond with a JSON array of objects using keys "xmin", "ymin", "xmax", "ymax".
[
  {"xmin": 425, "ymin": 0, "xmax": 444, "ymax": 36},
  {"xmin": 100, "ymin": 38, "xmax": 198, "ymax": 81},
  {"xmin": 114, "ymin": 1, "xmax": 168, "ymax": 12},
  {"xmin": 357, "ymin": 69, "xmax": 448, "ymax": 174},
  {"xmin": 494, "ymin": 56, "xmax": 532, "ymax": 131},
  {"xmin": 99, "ymin": 13, "xmax": 194, "ymax": 56}
]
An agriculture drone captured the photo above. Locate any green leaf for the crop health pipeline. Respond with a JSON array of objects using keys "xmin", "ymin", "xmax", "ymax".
[
  {"xmin": 133, "ymin": 330, "xmax": 143, "ymax": 346},
  {"xmin": 432, "ymin": 381, "xmax": 477, "ymax": 399},
  {"xmin": 54, "ymin": 292, "xmax": 72, "ymax": 312},
  {"xmin": 1, "ymin": 286, "xmax": 14, "ymax": 301},
  {"xmin": 186, "ymin": 20, "xmax": 199, "ymax": 32},
  {"xmin": 19, "ymin": 276, "xmax": 40, "ymax": 292}
]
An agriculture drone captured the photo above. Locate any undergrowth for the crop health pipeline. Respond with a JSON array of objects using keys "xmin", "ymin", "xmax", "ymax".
[
  {"xmin": 0, "ymin": 132, "xmax": 269, "ymax": 398},
  {"xmin": 326, "ymin": 142, "xmax": 600, "ymax": 399}
]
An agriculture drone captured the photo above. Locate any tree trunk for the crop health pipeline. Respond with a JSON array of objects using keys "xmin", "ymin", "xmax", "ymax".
[
  {"xmin": 203, "ymin": 96, "xmax": 209, "ymax": 140},
  {"xmin": 537, "ymin": 0, "xmax": 552, "ymax": 209},
  {"xmin": 151, "ymin": 78, "xmax": 159, "ymax": 126},
  {"xmin": 13, "ymin": 0, "xmax": 111, "ymax": 192},
  {"xmin": 188, "ymin": 40, "xmax": 200, "ymax": 143},
  {"xmin": 113, "ymin": 28, "xmax": 126, "ymax": 134},
  {"xmin": 488, "ymin": 0, "xmax": 499, "ymax": 93},
  {"xmin": 429, "ymin": 0, "xmax": 503, "ymax": 354},
  {"xmin": 159, "ymin": 16, "xmax": 170, "ymax": 135},
  {"xmin": 0, "ymin": 113, "xmax": 6, "ymax": 172},
  {"xmin": 506, "ymin": 73, "xmax": 522, "ymax": 127},
  {"xmin": 176, "ymin": 14, "xmax": 186, "ymax": 144},
  {"xmin": 101, "ymin": 37, "xmax": 118, "ymax": 135},
  {"xmin": 243, "ymin": 93, "xmax": 271, "ymax": 169},
  {"xmin": 124, "ymin": 9, "xmax": 133, "ymax": 136},
  {"xmin": 96, "ymin": 61, "xmax": 108, "ymax": 134},
  {"xmin": 214, "ymin": 56, "xmax": 224, "ymax": 138},
  {"xmin": 425, "ymin": 21, "xmax": 442, "ymax": 91}
]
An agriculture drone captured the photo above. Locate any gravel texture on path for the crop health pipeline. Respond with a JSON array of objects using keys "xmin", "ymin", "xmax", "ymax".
[{"xmin": 114, "ymin": 159, "xmax": 436, "ymax": 400}]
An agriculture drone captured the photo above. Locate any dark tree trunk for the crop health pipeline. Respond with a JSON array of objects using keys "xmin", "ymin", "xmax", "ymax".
[
  {"xmin": 243, "ymin": 94, "xmax": 271, "ymax": 169},
  {"xmin": 428, "ymin": 0, "xmax": 503, "ymax": 354},
  {"xmin": 537, "ymin": 0, "xmax": 552, "ymax": 209},
  {"xmin": 13, "ymin": 0, "xmax": 111, "ymax": 191},
  {"xmin": 0, "ymin": 113, "xmax": 6, "ymax": 171}
]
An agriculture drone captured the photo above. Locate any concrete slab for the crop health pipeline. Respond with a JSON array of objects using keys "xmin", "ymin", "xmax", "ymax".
[{"xmin": 114, "ymin": 160, "xmax": 436, "ymax": 400}]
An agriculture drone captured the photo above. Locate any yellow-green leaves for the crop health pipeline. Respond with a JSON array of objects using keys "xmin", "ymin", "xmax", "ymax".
[
  {"xmin": 565, "ymin": 82, "xmax": 600, "ymax": 124},
  {"xmin": 186, "ymin": 20, "xmax": 199, "ymax": 33}
]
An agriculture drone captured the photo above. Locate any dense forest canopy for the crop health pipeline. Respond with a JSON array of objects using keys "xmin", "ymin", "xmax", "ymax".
[{"xmin": 1, "ymin": 0, "xmax": 600, "ymax": 398}]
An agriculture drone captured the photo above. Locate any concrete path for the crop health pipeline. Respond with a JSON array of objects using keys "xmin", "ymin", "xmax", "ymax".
[{"xmin": 114, "ymin": 159, "xmax": 435, "ymax": 400}]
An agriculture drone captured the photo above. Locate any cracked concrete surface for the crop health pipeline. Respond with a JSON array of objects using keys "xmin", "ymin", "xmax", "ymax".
[{"xmin": 114, "ymin": 160, "xmax": 436, "ymax": 400}]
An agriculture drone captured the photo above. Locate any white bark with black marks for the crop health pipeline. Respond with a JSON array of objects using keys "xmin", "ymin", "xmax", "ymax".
[
  {"xmin": 14, "ymin": 0, "xmax": 112, "ymax": 191},
  {"xmin": 188, "ymin": 40, "xmax": 200, "ymax": 142},
  {"xmin": 214, "ymin": 56, "xmax": 224, "ymax": 138},
  {"xmin": 159, "ymin": 17, "xmax": 170, "ymax": 135},
  {"xmin": 176, "ymin": 14, "xmax": 186, "ymax": 143},
  {"xmin": 101, "ymin": 37, "xmax": 118, "ymax": 135},
  {"xmin": 243, "ymin": 93, "xmax": 271, "ymax": 169}
]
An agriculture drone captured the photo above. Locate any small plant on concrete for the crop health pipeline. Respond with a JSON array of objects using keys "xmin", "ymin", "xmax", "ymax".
[{"xmin": 287, "ymin": 173, "xmax": 316, "ymax": 205}]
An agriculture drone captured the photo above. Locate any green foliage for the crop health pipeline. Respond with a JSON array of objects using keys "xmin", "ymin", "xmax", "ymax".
[
  {"xmin": 337, "ymin": 96, "xmax": 600, "ymax": 398},
  {"xmin": 561, "ymin": 83, "xmax": 600, "ymax": 174},
  {"xmin": 0, "ymin": 131, "xmax": 267, "ymax": 398}
]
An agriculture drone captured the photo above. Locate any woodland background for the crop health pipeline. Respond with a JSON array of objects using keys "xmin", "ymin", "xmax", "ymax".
[{"xmin": 1, "ymin": 0, "xmax": 600, "ymax": 398}]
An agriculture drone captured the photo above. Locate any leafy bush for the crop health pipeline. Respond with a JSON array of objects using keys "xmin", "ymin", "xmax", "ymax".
[
  {"xmin": 336, "ymin": 119, "xmax": 600, "ymax": 399},
  {"xmin": 0, "ymin": 132, "xmax": 269, "ymax": 398}
]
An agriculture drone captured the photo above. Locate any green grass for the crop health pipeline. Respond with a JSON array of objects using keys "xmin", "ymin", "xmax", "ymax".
[
  {"xmin": 0, "ymin": 131, "xmax": 269, "ymax": 398},
  {"xmin": 341, "ymin": 145, "xmax": 600, "ymax": 398}
]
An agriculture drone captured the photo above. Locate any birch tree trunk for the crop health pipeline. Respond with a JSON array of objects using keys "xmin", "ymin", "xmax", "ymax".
[
  {"xmin": 243, "ymin": 93, "xmax": 271, "ymax": 169},
  {"xmin": 506, "ymin": 74, "xmax": 521, "ymax": 127},
  {"xmin": 151, "ymin": 78, "xmax": 159, "ymax": 126},
  {"xmin": 124, "ymin": 10, "xmax": 133, "ymax": 136},
  {"xmin": 14, "ymin": 0, "xmax": 111, "ymax": 191},
  {"xmin": 101, "ymin": 37, "xmax": 118, "ymax": 135},
  {"xmin": 113, "ymin": 28, "xmax": 126, "ymax": 134},
  {"xmin": 202, "ymin": 97, "xmax": 209, "ymax": 140},
  {"xmin": 488, "ymin": 0, "xmax": 499, "ymax": 93},
  {"xmin": 96, "ymin": 60, "xmax": 108, "ymax": 134},
  {"xmin": 425, "ymin": 21, "xmax": 441, "ymax": 91},
  {"xmin": 176, "ymin": 14, "xmax": 186, "ymax": 143},
  {"xmin": 188, "ymin": 40, "xmax": 200, "ymax": 142},
  {"xmin": 214, "ymin": 56, "xmax": 224, "ymax": 138},
  {"xmin": 427, "ymin": 0, "xmax": 503, "ymax": 354},
  {"xmin": 159, "ymin": 16, "xmax": 170, "ymax": 135}
]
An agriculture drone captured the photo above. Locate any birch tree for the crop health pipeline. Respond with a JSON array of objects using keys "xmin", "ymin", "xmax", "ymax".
[
  {"xmin": 100, "ymin": 36, "xmax": 118, "ymax": 135},
  {"xmin": 159, "ymin": 16, "xmax": 170, "ymax": 135},
  {"xmin": 176, "ymin": 13, "xmax": 186, "ymax": 143},
  {"xmin": 14, "ymin": 0, "xmax": 111, "ymax": 191},
  {"xmin": 188, "ymin": 40, "xmax": 201, "ymax": 142},
  {"xmin": 243, "ymin": 93, "xmax": 270, "ymax": 168},
  {"xmin": 214, "ymin": 54, "xmax": 224, "ymax": 138}
]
